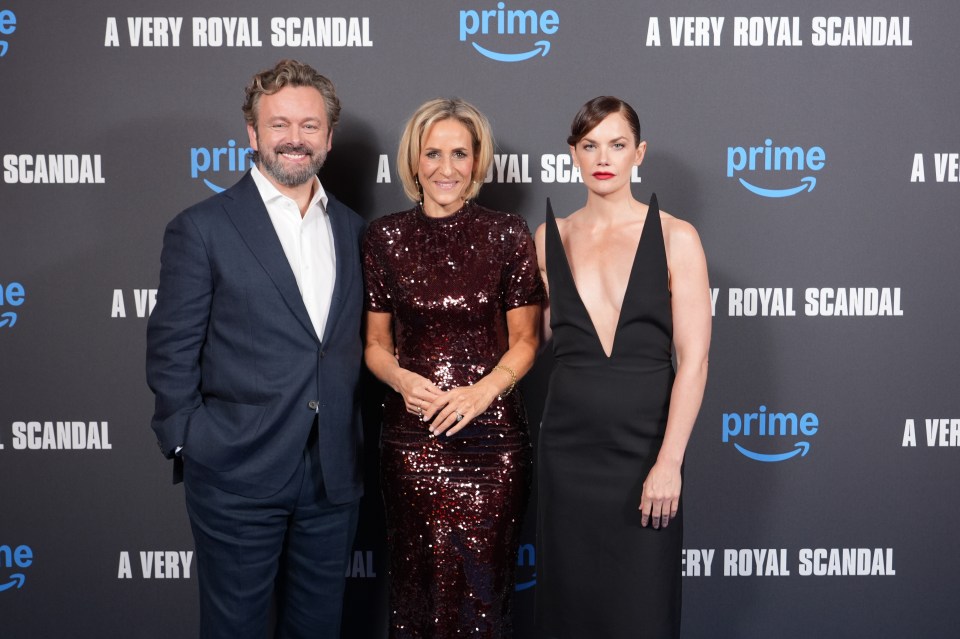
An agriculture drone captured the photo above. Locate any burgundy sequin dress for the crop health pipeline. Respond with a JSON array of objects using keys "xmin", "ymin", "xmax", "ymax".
[{"xmin": 363, "ymin": 202, "xmax": 544, "ymax": 638}]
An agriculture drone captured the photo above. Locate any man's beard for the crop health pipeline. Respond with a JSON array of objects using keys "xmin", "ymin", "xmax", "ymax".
[{"xmin": 252, "ymin": 142, "xmax": 327, "ymax": 187}]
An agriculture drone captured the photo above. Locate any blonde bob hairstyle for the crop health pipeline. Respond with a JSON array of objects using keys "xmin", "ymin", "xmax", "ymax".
[{"xmin": 397, "ymin": 98, "xmax": 494, "ymax": 204}]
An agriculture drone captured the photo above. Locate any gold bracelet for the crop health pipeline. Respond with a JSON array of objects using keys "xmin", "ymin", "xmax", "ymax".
[{"xmin": 492, "ymin": 364, "xmax": 517, "ymax": 397}]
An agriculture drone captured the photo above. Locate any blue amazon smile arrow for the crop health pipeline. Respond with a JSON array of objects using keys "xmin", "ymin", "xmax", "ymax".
[
  {"xmin": 739, "ymin": 176, "xmax": 816, "ymax": 198},
  {"xmin": 471, "ymin": 39, "xmax": 550, "ymax": 62},
  {"xmin": 734, "ymin": 441, "xmax": 810, "ymax": 462}
]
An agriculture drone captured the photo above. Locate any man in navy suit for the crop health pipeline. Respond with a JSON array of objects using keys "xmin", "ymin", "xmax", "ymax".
[{"xmin": 146, "ymin": 59, "xmax": 365, "ymax": 638}]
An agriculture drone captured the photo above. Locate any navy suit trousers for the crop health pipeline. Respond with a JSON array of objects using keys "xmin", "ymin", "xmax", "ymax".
[{"xmin": 184, "ymin": 423, "xmax": 360, "ymax": 639}]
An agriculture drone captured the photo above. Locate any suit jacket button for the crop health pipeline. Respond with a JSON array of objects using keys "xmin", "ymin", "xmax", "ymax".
[{"xmin": 308, "ymin": 400, "xmax": 319, "ymax": 410}]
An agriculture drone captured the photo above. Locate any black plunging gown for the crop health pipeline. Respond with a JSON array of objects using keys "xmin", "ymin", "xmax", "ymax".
[{"xmin": 536, "ymin": 195, "xmax": 682, "ymax": 639}]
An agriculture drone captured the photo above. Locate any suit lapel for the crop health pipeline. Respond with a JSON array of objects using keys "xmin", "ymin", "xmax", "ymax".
[
  {"xmin": 221, "ymin": 172, "xmax": 320, "ymax": 342},
  {"xmin": 321, "ymin": 196, "xmax": 356, "ymax": 345}
]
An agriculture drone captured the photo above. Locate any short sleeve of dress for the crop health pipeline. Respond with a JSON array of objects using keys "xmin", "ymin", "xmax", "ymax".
[
  {"xmin": 501, "ymin": 215, "xmax": 545, "ymax": 310},
  {"xmin": 362, "ymin": 222, "xmax": 393, "ymax": 313}
]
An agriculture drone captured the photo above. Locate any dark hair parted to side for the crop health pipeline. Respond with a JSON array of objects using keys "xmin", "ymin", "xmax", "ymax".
[
  {"xmin": 242, "ymin": 59, "xmax": 341, "ymax": 129},
  {"xmin": 567, "ymin": 96, "xmax": 642, "ymax": 147}
]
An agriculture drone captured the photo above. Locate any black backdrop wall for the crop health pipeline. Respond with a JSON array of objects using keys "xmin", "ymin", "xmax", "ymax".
[{"xmin": 2, "ymin": 1, "xmax": 958, "ymax": 637}]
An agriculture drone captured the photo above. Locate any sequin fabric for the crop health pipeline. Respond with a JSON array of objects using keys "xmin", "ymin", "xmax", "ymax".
[{"xmin": 363, "ymin": 202, "xmax": 544, "ymax": 638}]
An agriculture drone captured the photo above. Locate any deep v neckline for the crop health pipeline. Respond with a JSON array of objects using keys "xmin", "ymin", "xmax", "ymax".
[{"xmin": 547, "ymin": 198, "xmax": 654, "ymax": 359}]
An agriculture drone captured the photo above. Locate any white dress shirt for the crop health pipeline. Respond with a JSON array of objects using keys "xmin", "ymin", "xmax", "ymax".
[{"xmin": 250, "ymin": 166, "xmax": 336, "ymax": 341}]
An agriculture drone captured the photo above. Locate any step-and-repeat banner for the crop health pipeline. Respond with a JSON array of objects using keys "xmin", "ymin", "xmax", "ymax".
[{"xmin": 2, "ymin": 1, "xmax": 957, "ymax": 637}]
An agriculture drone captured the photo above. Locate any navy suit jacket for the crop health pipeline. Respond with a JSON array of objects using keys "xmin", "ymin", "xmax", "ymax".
[{"xmin": 146, "ymin": 172, "xmax": 365, "ymax": 502}]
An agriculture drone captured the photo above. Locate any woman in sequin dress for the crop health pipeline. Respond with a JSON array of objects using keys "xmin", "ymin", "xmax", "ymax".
[
  {"xmin": 363, "ymin": 98, "xmax": 544, "ymax": 638},
  {"xmin": 534, "ymin": 97, "xmax": 711, "ymax": 638}
]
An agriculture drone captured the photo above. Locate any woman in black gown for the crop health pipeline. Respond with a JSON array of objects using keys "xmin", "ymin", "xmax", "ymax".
[
  {"xmin": 534, "ymin": 97, "xmax": 711, "ymax": 638},
  {"xmin": 363, "ymin": 98, "xmax": 544, "ymax": 638}
]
